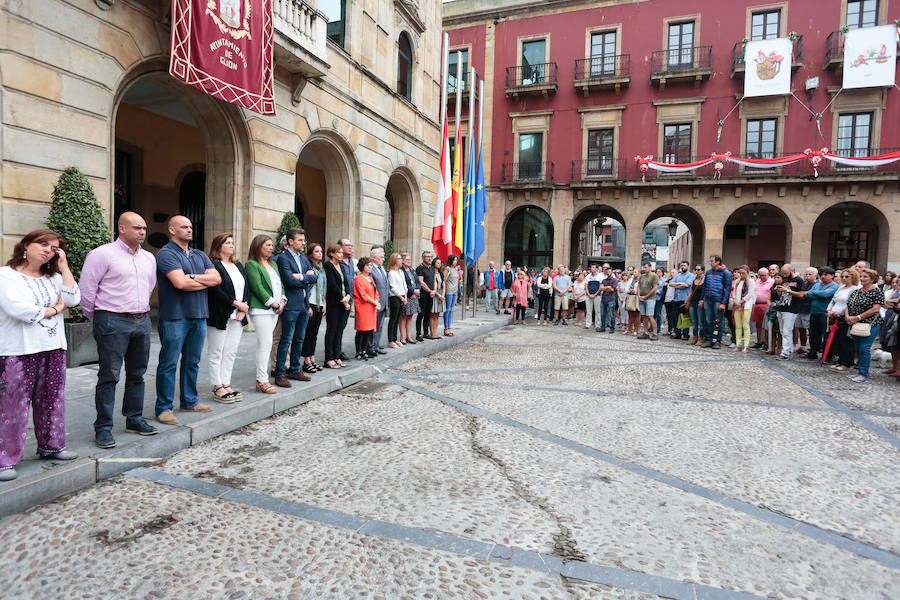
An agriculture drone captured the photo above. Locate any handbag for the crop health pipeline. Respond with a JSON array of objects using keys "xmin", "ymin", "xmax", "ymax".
[
  {"xmin": 849, "ymin": 322, "xmax": 871, "ymax": 337},
  {"xmin": 676, "ymin": 312, "xmax": 693, "ymax": 330},
  {"xmin": 625, "ymin": 293, "xmax": 639, "ymax": 311}
]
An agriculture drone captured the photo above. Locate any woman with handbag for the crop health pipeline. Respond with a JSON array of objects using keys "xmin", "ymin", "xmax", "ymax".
[
  {"xmin": 244, "ymin": 235, "xmax": 285, "ymax": 394},
  {"xmin": 827, "ymin": 269, "xmax": 861, "ymax": 371},
  {"xmin": 624, "ymin": 275, "xmax": 640, "ymax": 336},
  {"xmin": 844, "ymin": 268, "xmax": 884, "ymax": 383},
  {"xmin": 206, "ymin": 233, "xmax": 249, "ymax": 403}
]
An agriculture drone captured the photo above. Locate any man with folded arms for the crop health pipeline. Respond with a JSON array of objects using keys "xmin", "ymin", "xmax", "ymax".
[{"xmin": 79, "ymin": 212, "xmax": 159, "ymax": 448}]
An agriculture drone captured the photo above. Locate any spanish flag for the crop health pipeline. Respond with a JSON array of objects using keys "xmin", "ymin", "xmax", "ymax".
[{"xmin": 451, "ymin": 128, "xmax": 464, "ymax": 256}]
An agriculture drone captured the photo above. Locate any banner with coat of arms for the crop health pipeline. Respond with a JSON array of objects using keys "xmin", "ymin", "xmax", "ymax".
[
  {"xmin": 843, "ymin": 25, "xmax": 898, "ymax": 89},
  {"xmin": 743, "ymin": 37, "xmax": 792, "ymax": 98},
  {"xmin": 169, "ymin": 0, "xmax": 275, "ymax": 115}
]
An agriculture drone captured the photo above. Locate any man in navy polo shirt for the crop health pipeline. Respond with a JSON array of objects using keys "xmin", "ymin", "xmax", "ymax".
[{"xmin": 154, "ymin": 215, "xmax": 221, "ymax": 425}]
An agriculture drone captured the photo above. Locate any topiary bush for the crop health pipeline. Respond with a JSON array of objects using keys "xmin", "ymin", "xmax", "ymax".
[
  {"xmin": 383, "ymin": 239, "xmax": 395, "ymax": 258},
  {"xmin": 274, "ymin": 211, "xmax": 302, "ymax": 254},
  {"xmin": 46, "ymin": 167, "xmax": 112, "ymax": 321}
]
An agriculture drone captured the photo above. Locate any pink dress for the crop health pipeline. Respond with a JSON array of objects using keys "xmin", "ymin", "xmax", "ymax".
[{"xmin": 511, "ymin": 278, "xmax": 529, "ymax": 307}]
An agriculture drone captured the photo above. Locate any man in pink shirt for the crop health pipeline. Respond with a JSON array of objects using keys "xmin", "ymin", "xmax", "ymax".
[{"xmin": 79, "ymin": 212, "xmax": 158, "ymax": 448}]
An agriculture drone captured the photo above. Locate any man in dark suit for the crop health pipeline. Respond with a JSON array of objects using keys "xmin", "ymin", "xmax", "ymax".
[
  {"xmin": 273, "ymin": 228, "xmax": 317, "ymax": 386},
  {"xmin": 369, "ymin": 245, "xmax": 389, "ymax": 356}
]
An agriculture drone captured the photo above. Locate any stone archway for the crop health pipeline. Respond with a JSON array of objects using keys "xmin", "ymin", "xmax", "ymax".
[
  {"xmin": 297, "ymin": 130, "xmax": 360, "ymax": 247},
  {"xmin": 111, "ymin": 60, "xmax": 252, "ymax": 252},
  {"xmin": 569, "ymin": 205, "xmax": 627, "ymax": 269},
  {"xmin": 722, "ymin": 202, "xmax": 792, "ymax": 271},
  {"xmin": 385, "ymin": 168, "xmax": 421, "ymax": 258},
  {"xmin": 810, "ymin": 202, "xmax": 890, "ymax": 271},
  {"xmin": 642, "ymin": 204, "xmax": 706, "ymax": 267},
  {"xmin": 504, "ymin": 206, "xmax": 554, "ymax": 270}
]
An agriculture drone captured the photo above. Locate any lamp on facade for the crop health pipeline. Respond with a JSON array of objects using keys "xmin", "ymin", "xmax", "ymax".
[
  {"xmin": 667, "ymin": 207, "xmax": 678, "ymax": 239},
  {"xmin": 839, "ymin": 207, "xmax": 852, "ymax": 240},
  {"xmin": 594, "ymin": 217, "xmax": 603, "ymax": 239},
  {"xmin": 749, "ymin": 209, "xmax": 760, "ymax": 238}
]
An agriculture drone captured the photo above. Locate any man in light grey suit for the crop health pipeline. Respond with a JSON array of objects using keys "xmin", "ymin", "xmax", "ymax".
[{"xmin": 369, "ymin": 245, "xmax": 389, "ymax": 355}]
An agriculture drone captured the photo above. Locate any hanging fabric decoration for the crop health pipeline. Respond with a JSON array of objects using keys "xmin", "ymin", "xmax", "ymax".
[
  {"xmin": 634, "ymin": 155, "xmax": 652, "ymax": 183},
  {"xmin": 727, "ymin": 153, "xmax": 808, "ymax": 169},
  {"xmin": 634, "ymin": 155, "xmax": 714, "ymax": 182},
  {"xmin": 711, "ymin": 152, "xmax": 732, "ymax": 179},
  {"xmin": 822, "ymin": 149, "xmax": 900, "ymax": 168},
  {"xmin": 804, "ymin": 148, "xmax": 829, "ymax": 177},
  {"xmin": 716, "ymin": 98, "xmax": 743, "ymax": 143}
]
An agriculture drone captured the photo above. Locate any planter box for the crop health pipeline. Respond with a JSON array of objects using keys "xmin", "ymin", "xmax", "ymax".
[{"xmin": 65, "ymin": 321, "xmax": 97, "ymax": 367}]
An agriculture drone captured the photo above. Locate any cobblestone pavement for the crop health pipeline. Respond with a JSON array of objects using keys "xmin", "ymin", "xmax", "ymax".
[{"xmin": 1, "ymin": 321, "xmax": 898, "ymax": 599}]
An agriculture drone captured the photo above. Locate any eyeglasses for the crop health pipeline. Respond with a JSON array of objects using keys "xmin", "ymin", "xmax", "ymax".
[
  {"xmin": 841, "ymin": 275, "xmax": 850, "ymax": 278},
  {"xmin": 694, "ymin": 268, "xmax": 702, "ymax": 271}
]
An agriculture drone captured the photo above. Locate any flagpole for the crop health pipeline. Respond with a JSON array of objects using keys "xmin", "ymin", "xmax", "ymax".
[
  {"xmin": 474, "ymin": 77, "xmax": 484, "ymax": 319},
  {"xmin": 462, "ymin": 66, "xmax": 476, "ymax": 322},
  {"xmin": 439, "ymin": 34, "xmax": 448, "ymax": 161},
  {"xmin": 454, "ymin": 53, "xmax": 463, "ymax": 320}
]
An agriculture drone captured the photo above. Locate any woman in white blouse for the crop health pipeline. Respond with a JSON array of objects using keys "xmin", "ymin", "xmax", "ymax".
[
  {"xmin": 0, "ymin": 230, "xmax": 81, "ymax": 481},
  {"xmin": 386, "ymin": 252, "xmax": 408, "ymax": 348},
  {"xmin": 827, "ymin": 268, "xmax": 862, "ymax": 371}
]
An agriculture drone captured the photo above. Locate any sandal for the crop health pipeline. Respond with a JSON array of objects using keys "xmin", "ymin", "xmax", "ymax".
[
  {"xmin": 255, "ymin": 381, "xmax": 277, "ymax": 394},
  {"xmin": 325, "ymin": 361, "xmax": 341, "ymax": 369},
  {"xmin": 212, "ymin": 385, "xmax": 230, "ymax": 400},
  {"xmin": 224, "ymin": 386, "xmax": 242, "ymax": 400},
  {"xmin": 303, "ymin": 363, "xmax": 317, "ymax": 374}
]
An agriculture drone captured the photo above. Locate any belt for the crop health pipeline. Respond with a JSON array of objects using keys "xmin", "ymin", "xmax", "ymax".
[{"xmin": 96, "ymin": 310, "xmax": 148, "ymax": 319}]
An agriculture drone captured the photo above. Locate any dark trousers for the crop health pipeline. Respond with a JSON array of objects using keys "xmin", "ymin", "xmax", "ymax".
[
  {"xmin": 388, "ymin": 296, "xmax": 402, "ymax": 342},
  {"xmin": 301, "ymin": 304, "xmax": 323, "ymax": 357},
  {"xmin": 808, "ymin": 313, "xmax": 827, "ymax": 357},
  {"xmin": 370, "ymin": 308, "xmax": 386, "ymax": 352},
  {"xmin": 665, "ymin": 301, "xmax": 678, "ymax": 334},
  {"xmin": 836, "ymin": 318, "xmax": 854, "ymax": 366},
  {"xmin": 275, "ymin": 308, "xmax": 309, "ymax": 376},
  {"xmin": 355, "ymin": 330, "xmax": 373, "ymax": 354},
  {"xmin": 537, "ymin": 293, "xmax": 551, "ymax": 320},
  {"xmin": 514, "ymin": 305, "xmax": 525, "ymax": 320},
  {"xmin": 92, "ymin": 312, "xmax": 151, "ymax": 433},
  {"xmin": 324, "ymin": 301, "xmax": 346, "ymax": 361},
  {"xmin": 417, "ymin": 294, "xmax": 433, "ymax": 336}
]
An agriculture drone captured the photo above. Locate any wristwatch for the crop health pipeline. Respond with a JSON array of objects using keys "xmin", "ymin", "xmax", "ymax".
[{"xmin": 189, "ymin": 273, "xmax": 196, "ymax": 280}]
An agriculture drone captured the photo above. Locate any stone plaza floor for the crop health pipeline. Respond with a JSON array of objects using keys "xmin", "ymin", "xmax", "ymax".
[{"xmin": 1, "ymin": 318, "xmax": 898, "ymax": 599}]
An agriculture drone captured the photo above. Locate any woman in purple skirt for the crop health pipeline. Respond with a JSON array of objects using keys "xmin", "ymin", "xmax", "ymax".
[{"xmin": 0, "ymin": 230, "xmax": 81, "ymax": 481}]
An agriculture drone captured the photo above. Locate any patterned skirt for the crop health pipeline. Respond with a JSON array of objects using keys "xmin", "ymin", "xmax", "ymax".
[{"xmin": 403, "ymin": 295, "xmax": 420, "ymax": 315}]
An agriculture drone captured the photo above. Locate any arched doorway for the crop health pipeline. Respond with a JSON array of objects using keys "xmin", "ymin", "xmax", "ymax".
[
  {"xmin": 385, "ymin": 169, "xmax": 420, "ymax": 257},
  {"xmin": 810, "ymin": 202, "xmax": 889, "ymax": 271},
  {"xmin": 504, "ymin": 206, "xmax": 554, "ymax": 270},
  {"xmin": 642, "ymin": 204, "xmax": 705, "ymax": 269},
  {"xmin": 112, "ymin": 65, "xmax": 250, "ymax": 252},
  {"xmin": 296, "ymin": 130, "xmax": 359, "ymax": 248},
  {"xmin": 722, "ymin": 203, "xmax": 791, "ymax": 270},
  {"xmin": 570, "ymin": 205, "xmax": 626, "ymax": 270}
]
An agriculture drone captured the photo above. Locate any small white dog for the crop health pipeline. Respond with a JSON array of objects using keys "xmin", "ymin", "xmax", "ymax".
[{"xmin": 870, "ymin": 348, "xmax": 892, "ymax": 368}]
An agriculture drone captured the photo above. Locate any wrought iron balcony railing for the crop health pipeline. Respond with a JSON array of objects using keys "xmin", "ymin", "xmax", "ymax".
[
  {"xmin": 650, "ymin": 45, "xmax": 712, "ymax": 76},
  {"xmin": 574, "ymin": 55, "xmax": 631, "ymax": 80},
  {"xmin": 571, "ymin": 158, "xmax": 627, "ymax": 180},
  {"xmin": 732, "ymin": 35, "xmax": 803, "ymax": 71},
  {"xmin": 505, "ymin": 62, "xmax": 559, "ymax": 88},
  {"xmin": 501, "ymin": 161, "xmax": 555, "ymax": 183}
]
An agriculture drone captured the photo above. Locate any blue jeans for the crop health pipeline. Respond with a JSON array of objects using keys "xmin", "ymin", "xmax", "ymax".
[
  {"xmin": 689, "ymin": 303, "xmax": 704, "ymax": 338},
  {"xmin": 444, "ymin": 294, "xmax": 457, "ymax": 329},
  {"xmin": 653, "ymin": 299, "xmax": 664, "ymax": 332},
  {"xmin": 485, "ymin": 289, "xmax": 499, "ymax": 312},
  {"xmin": 601, "ymin": 300, "xmax": 616, "ymax": 332},
  {"xmin": 703, "ymin": 301, "xmax": 724, "ymax": 343},
  {"xmin": 92, "ymin": 312, "xmax": 151, "ymax": 432},
  {"xmin": 275, "ymin": 309, "xmax": 309, "ymax": 376},
  {"xmin": 852, "ymin": 325, "xmax": 881, "ymax": 378},
  {"xmin": 155, "ymin": 318, "xmax": 206, "ymax": 415}
]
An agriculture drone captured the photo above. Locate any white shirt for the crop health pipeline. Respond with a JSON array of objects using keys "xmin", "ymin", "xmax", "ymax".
[
  {"xmin": 827, "ymin": 284, "xmax": 861, "ymax": 316},
  {"xmin": 249, "ymin": 265, "xmax": 285, "ymax": 316},
  {"xmin": 388, "ymin": 269, "xmax": 408, "ymax": 297},
  {"xmin": 222, "ymin": 262, "xmax": 245, "ymax": 320},
  {"xmin": 0, "ymin": 266, "xmax": 81, "ymax": 355}
]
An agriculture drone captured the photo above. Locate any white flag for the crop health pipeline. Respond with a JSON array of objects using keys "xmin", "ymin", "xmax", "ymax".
[
  {"xmin": 843, "ymin": 25, "xmax": 898, "ymax": 89},
  {"xmin": 744, "ymin": 38, "xmax": 792, "ymax": 97}
]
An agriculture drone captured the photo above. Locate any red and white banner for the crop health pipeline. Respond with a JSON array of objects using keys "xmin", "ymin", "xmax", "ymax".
[
  {"xmin": 823, "ymin": 150, "xmax": 900, "ymax": 167},
  {"xmin": 432, "ymin": 115, "xmax": 452, "ymax": 262},
  {"xmin": 727, "ymin": 153, "xmax": 807, "ymax": 168},
  {"xmin": 170, "ymin": 0, "xmax": 275, "ymax": 115}
]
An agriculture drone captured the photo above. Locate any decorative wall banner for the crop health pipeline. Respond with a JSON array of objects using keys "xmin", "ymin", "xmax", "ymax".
[
  {"xmin": 169, "ymin": 0, "xmax": 275, "ymax": 115},
  {"xmin": 744, "ymin": 38, "xmax": 792, "ymax": 97},
  {"xmin": 843, "ymin": 25, "xmax": 898, "ymax": 89}
]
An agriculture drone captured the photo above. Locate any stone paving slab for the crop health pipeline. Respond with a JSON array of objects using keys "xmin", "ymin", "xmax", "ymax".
[
  {"xmin": 0, "ymin": 310, "xmax": 511, "ymax": 518},
  {"xmin": 0, "ymin": 476, "xmax": 661, "ymax": 600}
]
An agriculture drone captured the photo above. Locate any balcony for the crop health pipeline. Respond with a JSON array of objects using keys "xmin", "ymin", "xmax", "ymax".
[
  {"xmin": 824, "ymin": 30, "xmax": 845, "ymax": 72},
  {"xmin": 505, "ymin": 63, "xmax": 559, "ymax": 98},
  {"xmin": 273, "ymin": 0, "xmax": 330, "ymax": 79},
  {"xmin": 650, "ymin": 46, "xmax": 712, "ymax": 89},
  {"xmin": 573, "ymin": 56, "xmax": 631, "ymax": 95},
  {"xmin": 447, "ymin": 78, "xmax": 479, "ymax": 106},
  {"xmin": 500, "ymin": 161, "xmax": 555, "ymax": 186},
  {"xmin": 732, "ymin": 36, "xmax": 803, "ymax": 78},
  {"xmin": 571, "ymin": 158, "xmax": 627, "ymax": 181}
]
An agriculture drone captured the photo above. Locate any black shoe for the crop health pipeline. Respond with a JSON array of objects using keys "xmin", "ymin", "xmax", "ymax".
[
  {"xmin": 406, "ymin": 338, "xmax": 417, "ymax": 344},
  {"xmin": 503, "ymin": 310, "xmax": 510, "ymax": 314},
  {"xmin": 376, "ymin": 349, "xmax": 387, "ymax": 355},
  {"xmin": 125, "ymin": 418, "xmax": 159, "ymax": 436},
  {"xmin": 711, "ymin": 342, "xmax": 721, "ymax": 349},
  {"xmin": 415, "ymin": 335, "xmax": 424, "ymax": 341},
  {"xmin": 751, "ymin": 343, "xmax": 763, "ymax": 349},
  {"xmin": 339, "ymin": 353, "xmax": 351, "ymax": 361},
  {"xmin": 95, "ymin": 429, "xmax": 116, "ymax": 449},
  {"xmin": 802, "ymin": 354, "xmax": 819, "ymax": 360}
]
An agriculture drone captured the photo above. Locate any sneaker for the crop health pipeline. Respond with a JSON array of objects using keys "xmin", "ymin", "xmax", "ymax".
[
  {"xmin": 729, "ymin": 343, "xmax": 736, "ymax": 349},
  {"xmin": 0, "ymin": 468, "xmax": 17, "ymax": 482},
  {"xmin": 776, "ymin": 354, "xmax": 790, "ymax": 361},
  {"xmin": 701, "ymin": 341, "xmax": 713, "ymax": 348},
  {"xmin": 761, "ymin": 344, "xmax": 769, "ymax": 352},
  {"xmin": 95, "ymin": 429, "xmax": 116, "ymax": 449},
  {"xmin": 849, "ymin": 375, "xmax": 867, "ymax": 383},
  {"xmin": 180, "ymin": 403, "xmax": 212, "ymax": 413},
  {"xmin": 751, "ymin": 343, "xmax": 763, "ymax": 349},
  {"xmin": 649, "ymin": 333, "xmax": 658, "ymax": 341},
  {"xmin": 125, "ymin": 418, "xmax": 159, "ymax": 436},
  {"xmin": 39, "ymin": 450, "xmax": 78, "ymax": 461},
  {"xmin": 637, "ymin": 333, "xmax": 650, "ymax": 340},
  {"xmin": 711, "ymin": 342, "xmax": 721, "ymax": 349},
  {"xmin": 156, "ymin": 410, "xmax": 179, "ymax": 425}
]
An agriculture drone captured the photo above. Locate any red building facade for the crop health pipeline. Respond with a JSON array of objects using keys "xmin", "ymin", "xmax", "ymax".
[{"xmin": 443, "ymin": 0, "xmax": 899, "ymax": 273}]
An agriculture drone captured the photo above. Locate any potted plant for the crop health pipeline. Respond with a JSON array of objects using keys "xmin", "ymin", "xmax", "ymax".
[
  {"xmin": 274, "ymin": 211, "xmax": 302, "ymax": 255},
  {"xmin": 46, "ymin": 167, "xmax": 112, "ymax": 367},
  {"xmin": 383, "ymin": 239, "xmax": 395, "ymax": 257}
]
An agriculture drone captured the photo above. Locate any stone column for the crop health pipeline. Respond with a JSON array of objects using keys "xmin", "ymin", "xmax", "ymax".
[{"xmin": 550, "ymin": 188, "xmax": 573, "ymax": 267}]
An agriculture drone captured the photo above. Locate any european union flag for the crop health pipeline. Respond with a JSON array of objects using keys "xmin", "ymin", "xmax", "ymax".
[
  {"xmin": 468, "ymin": 145, "xmax": 486, "ymax": 265},
  {"xmin": 462, "ymin": 133, "xmax": 477, "ymax": 264}
]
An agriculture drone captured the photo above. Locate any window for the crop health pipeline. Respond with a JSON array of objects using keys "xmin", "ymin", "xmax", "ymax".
[
  {"xmin": 449, "ymin": 135, "xmax": 466, "ymax": 174},
  {"xmin": 321, "ymin": 0, "xmax": 345, "ymax": 48},
  {"xmin": 521, "ymin": 39, "xmax": 546, "ymax": 85},
  {"xmin": 751, "ymin": 10, "xmax": 780, "ymax": 40},
  {"xmin": 663, "ymin": 123, "xmax": 692, "ymax": 163},
  {"xmin": 589, "ymin": 31, "xmax": 617, "ymax": 76},
  {"xmin": 827, "ymin": 230, "xmax": 869, "ymax": 268},
  {"xmin": 746, "ymin": 118, "xmax": 777, "ymax": 158},
  {"xmin": 397, "ymin": 33, "xmax": 412, "ymax": 101},
  {"xmin": 586, "ymin": 129, "xmax": 614, "ymax": 175},
  {"xmin": 667, "ymin": 22, "xmax": 694, "ymax": 69},
  {"xmin": 114, "ymin": 149, "xmax": 132, "ymax": 224},
  {"xmin": 448, "ymin": 49, "xmax": 469, "ymax": 93},
  {"xmin": 518, "ymin": 133, "xmax": 543, "ymax": 179},
  {"xmin": 836, "ymin": 113, "xmax": 872, "ymax": 157},
  {"xmin": 846, "ymin": 0, "xmax": 878, "ymax": 29}
]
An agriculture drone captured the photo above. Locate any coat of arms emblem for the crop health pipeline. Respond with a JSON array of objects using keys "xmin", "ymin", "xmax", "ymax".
[
  {"xmin": 206, "ymin": 0, "xmax": 252, "ymax": 40},
  {"xmin": 753, "ymin": 49, "xmax": 784, "ymax": 81}
]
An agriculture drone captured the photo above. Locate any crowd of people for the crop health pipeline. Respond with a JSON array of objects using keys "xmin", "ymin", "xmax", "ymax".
[
  {"xmin": 478, "ymin": 257, "xmax": 900, "ymax": 385},
  {"xmin": 1, "ymin": 213, "xmax": 897, "ymax": 482},
  {"xmin": 0, "ymin": 215, "xmax": 468, "ymax": 481}
]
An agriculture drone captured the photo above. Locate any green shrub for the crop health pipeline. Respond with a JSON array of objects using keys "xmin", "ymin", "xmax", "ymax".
[
  {"xmin": 274, "ymin": 211, "xmax": 302, "ymax": 254},
  {"xmin": 46, "ymin": 167, "xmax": 112, "ymax": 322},
  {"xmin": 383, "ymin": 239, "xmax": 395, "ymax": 258}
]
